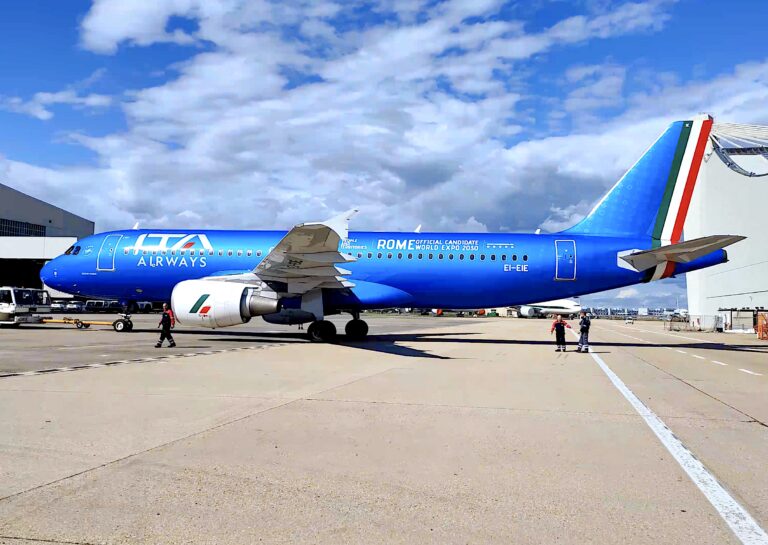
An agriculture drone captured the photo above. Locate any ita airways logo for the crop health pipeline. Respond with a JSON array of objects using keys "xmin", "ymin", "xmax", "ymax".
[
  {"xmin": 133, "ymin": 233, "xmax": 214, "ymax": 252},
  {"xmin": 190, "ymin": 294, "xmax": 212, "ymax": 316}
]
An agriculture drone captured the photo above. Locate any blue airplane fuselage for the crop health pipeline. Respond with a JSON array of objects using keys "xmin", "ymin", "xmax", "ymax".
[{"xmin": 40, "ymin": 229, "xmax": 724, "ymax": 311}]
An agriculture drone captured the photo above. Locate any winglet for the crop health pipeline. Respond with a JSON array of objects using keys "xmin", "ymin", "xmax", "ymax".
[
  {"xmin": 414, "ymin": 224, "xmax": 422, "ymax": 233},
  {"xmin": 131, "ymin": 221, "xmax": 140, "ymax": 230},
  {"xmin": 305, "ymin": 208, "xmax": 358, "ymax": 240}
]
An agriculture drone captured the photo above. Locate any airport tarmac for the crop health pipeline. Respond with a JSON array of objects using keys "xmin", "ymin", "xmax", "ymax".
[{"xmin": 1, "ymin": 316, "xmax": 767, "ymax": 544}]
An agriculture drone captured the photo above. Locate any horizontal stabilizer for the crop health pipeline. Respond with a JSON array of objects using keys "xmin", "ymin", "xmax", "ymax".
[{"xmin": 620, "ymin": 235, "xmax": 745, "ymax": 272}]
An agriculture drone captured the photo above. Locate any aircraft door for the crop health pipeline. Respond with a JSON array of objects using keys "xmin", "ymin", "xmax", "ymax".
[
  {"xmin": 555, "ymin": 240, "xmax": 576, "ymax": 281},
  {"xmin": 97, "ymin": 234, "xmax": 123, "ymax": 271}
]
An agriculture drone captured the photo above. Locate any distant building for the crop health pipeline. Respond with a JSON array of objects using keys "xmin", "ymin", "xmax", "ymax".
[
  {"xmin": 686, "ymin": 125, "xmax": 768, "ymax": 320},
  {"xmin": 0, "ymin": 183, "xmax": 94, "ymax": 289}
]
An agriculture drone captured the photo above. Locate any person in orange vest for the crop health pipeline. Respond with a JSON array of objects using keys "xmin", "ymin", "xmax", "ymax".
[
  {"xmin": 550, "ymin": 314, "xmax": 572, "ymax": 352},
  {"xmin": 156, "ymin": 302, "xmax": 176, "ymax": 348}
]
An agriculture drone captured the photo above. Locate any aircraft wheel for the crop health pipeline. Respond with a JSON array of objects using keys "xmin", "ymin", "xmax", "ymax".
[
  {"xmin": 345, "ymin": 319, "xmax": 369, "ymax": 340},
  {"xmin": 307, "ymin": 320, "xmax": 337, "ymax": 343}
]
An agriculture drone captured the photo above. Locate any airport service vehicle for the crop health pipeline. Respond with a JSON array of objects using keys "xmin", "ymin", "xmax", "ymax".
[
  {"xmin": 41, "ymin": 116, "xmax": 745, "ymax": 342},
  {"xmin": 0, "ymin": 287, "xmax": 51, "ymax": 326}
]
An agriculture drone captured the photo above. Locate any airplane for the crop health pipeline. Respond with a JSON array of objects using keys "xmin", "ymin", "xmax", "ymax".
[
  {"xmin": 516, "ymin": 299, "xmax": 582, "ymax": 318},
  {"xmin": 41, "ymin": 115, "xmax": 745, "ymax": 342}
]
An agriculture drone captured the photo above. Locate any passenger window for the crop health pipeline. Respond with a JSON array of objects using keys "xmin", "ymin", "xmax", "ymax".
[
  {"xmin": 491, "ymin": 254, "xmax": 496, "ymax": 261},
  {"xmin": 470, "ymin": 254, "xmax": 475, "ymax": 261},
  {"xmin": 257, "ymin": 250, "xmax": 262, "ymax": 257},
  {"xmin": 123, "ymin": 249, "xmax": 129, "ymax": 255},
  {"xmin": 227, "ymin": 250, "xmax": 233, "ymax": 257},
  {"xmin": 367, "ymin": 253, "xmax": 372, "ymax": 258},
  {"xmin": 512, "ymin": 254, "xmax": 517, "ymax": 261},
  {"xmin": 501, "ymin": 254, "xmax": 506, "ymax": 261},
  {"xmin": 418, "ymin": 253, "xmax": 423, "ymax": 259},
  {"xmin": 448, "ymin": 254, "xmax": 454, "ymax": 260},
  {"xmin": 162, "ymin": 250, "xmax": 167, "ymax": 255},
  {"xmin": 171, "ymin": 250, "xmax": 176, "ymax": 256},
  {"xmin": 152, "ymin": 251, "xmax": 157, "ymax": 256},
  {"xmin": 459, "ymin": 254, "xmax": 464, "ymax": 260},
  {"xmin": 133, "ymin": 249, "xmax": 139, "ymax": 256},
  {"xmin": 397, "ymin": 253, "xmax": 402, "ymax": 259},
  {"xmin": 142, "ymin": 250, "xmax": 148, "ymax": 255},
  {"xmin": 429, "ymin": 254, "xmax": 434, "ymax": 259},
  {"xmin": 209, "ymin": 250, "xmax": 215, "ymax": 256},
  {"xmin": 387, "ymin": 253, "xmax": 393, "ymax": 259},
  {"xmin": 237, "ymin": 250, "xmax": 243, "ymax": 257},
  {"xmin": 377, "ymin": 253, "xmax": 382, "ymax": 258},
  {"xmin": 357, "ymin": 253, "xmax": 362, "ymax": 258},
  {"xmin": 480, "ymin": 254, "xmax": 485, "ymax": 260},
  {"xmin": 218, "ymin": 250, "xmax": 223, "ymax": 256},
  {"xmin": 407, "ymin": 253, "xmax": 412, "ymax": 259},
  {"xmin": 180, "ymin": 250, "xmax": 186, "ymax": 256},
  {"xmin": 523, "ymin": 255, "xmax": 528, "ymax": 261}
]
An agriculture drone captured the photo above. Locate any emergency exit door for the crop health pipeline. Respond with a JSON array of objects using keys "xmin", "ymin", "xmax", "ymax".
[
  {"xmin": 555, "ymin": 240, "xmax": 576, "ymax": 281},
  {"xmin": 97, "ymin": 234, "xmax": 122, "ymax": 271}
]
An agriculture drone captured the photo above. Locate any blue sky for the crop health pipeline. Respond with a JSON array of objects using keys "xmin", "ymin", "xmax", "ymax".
[{"xmin": 1, "ymin": 0, "xmax": 768, "ymax": 307}]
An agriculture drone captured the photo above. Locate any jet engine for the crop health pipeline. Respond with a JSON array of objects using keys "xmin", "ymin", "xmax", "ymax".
[
  {"xmin": 172, "ymin": 280, "xmax": 279, "ymax": 328},
  {"xmin": 517, "ymin": 305, "xmax": 538, "ymax": 318}
]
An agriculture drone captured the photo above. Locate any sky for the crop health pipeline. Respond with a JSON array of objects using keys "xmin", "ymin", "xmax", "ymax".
[{"xmin": 1, "ymin": 0, "xmax": 768, "ymax": 308}]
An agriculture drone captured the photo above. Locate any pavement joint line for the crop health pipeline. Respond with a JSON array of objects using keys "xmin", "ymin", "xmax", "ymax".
[
  {"xmin": 0, "ymin": 361, "xmax": 404, "ymax": 505},
  {"xmin": 0, "ymin": 344, "xmax": 275, "ymax": 381},
  {"xmin": 571, "ymin": 329, "xmax": 768, "ymax": 544},
  {"xmin": 739, "ymin": 369, "xmax": 763, "ymax": 376},
  {"xmin": 594, "ymin": 328, "xmax": 768, "ymax": 427},
  {"xmin": 0, "ymin": 533, "xmax": 102, "ymax": 545}
]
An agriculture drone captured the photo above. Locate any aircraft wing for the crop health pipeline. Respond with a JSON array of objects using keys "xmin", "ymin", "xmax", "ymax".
[
  {"xmin": 254, "ymin": 209, "xmax": 358, "ymax": 295},
  {"xmin": 620, "ymin": 235, "xmax": 745, "ymax": 272}
]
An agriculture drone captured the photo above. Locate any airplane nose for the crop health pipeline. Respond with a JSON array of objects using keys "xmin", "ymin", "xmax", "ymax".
[{"xmin": 40, "ymin": 259, "xmax": 58, "ymax": 288}]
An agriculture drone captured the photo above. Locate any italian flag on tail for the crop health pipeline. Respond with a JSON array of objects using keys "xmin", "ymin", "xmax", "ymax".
[{"xmin": 648, "ymin": 115, "xmax": 713, "ymax": 281}]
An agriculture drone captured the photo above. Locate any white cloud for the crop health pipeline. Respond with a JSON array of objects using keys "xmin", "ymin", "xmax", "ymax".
[
  {"xmin": 7, "ymin": 0, "xmax": 763, "ymax": 241},
  {"xmin": 0, "ymin": 90, "xmax": 111, "ymax": 121},
  {"xmin": 616, "ymin": 287, "xmax": 639, "ymax": 299}
]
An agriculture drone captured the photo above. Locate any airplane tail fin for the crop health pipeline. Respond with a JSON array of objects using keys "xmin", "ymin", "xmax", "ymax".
[{"xmin": 564, "ymin": 115, "xmax": 713, "ymax": 245}]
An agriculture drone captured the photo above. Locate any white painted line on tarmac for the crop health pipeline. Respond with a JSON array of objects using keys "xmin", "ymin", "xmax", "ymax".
[
  {"xmin": 712, "ymin": 361, "xmax": 728, "ymax": 366},
  {"xmin": 676, "ymin": 350, "xmax": 687, "ymax": 354},
  {"xmin": 692, "ymin": 355, "xmax": 706, "ymax": 360},
  {"xmin": 739, "ymin": 369, "xmax": 763, "ymax": 376},
  {"xmin": 572, "ymin": 330, "xmax": 768, "ymax": 544}
]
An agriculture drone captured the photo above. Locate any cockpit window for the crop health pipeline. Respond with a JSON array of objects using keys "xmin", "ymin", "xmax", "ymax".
[
  {"xmin": 72, "ymin": 246, "xmax": 81, "ymax": 255},
  {"xmin": 64, "ymin": 246, "xmax": 74, "ymax": 255}
]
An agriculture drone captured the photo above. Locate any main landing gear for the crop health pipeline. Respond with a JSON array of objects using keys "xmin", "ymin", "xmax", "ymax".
[{"xmin": 306, "ymin": 314, "xmax": 369, "ymax": 343}]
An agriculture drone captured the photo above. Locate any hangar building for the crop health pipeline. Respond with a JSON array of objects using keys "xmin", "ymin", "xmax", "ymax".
[
  {"xmin": 685, "ymin": 122, "xmax": 768, "ymax": 326},
  {"xmin": 0, "ymin": 183, "xmax": 94, "ymax": 289}
]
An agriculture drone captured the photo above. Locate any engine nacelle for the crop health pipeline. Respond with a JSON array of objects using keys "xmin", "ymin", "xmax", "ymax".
[
  {"xmin": 172, "ymin": 280, "xmax": 279, "ymax": 328},
  {"xmin": 262, "ymin": 309, "xmax": 316, "ymax": 325},
  {"xmin": 518, "ymin": 305, "xmax": 537, "ymax": 318}
]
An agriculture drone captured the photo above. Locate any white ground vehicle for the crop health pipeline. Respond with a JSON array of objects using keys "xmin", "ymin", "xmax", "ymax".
[{"xmin": 0, "ymin": 287, "xmax": 52, "ymax": 326}]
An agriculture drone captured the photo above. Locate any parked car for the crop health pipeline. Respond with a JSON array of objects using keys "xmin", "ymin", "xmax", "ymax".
[
  {"xmin": 85, "ymin": 300, "xmax": 104, "ymax": 313},
  {"xmin": 624, "ymin": 317, "xmax": 635, "ymax": 324},
  {"xmin": 106, "ymin": 301, "xmax": 124, "ymax": 313},
  {"xmin": 51, "ymin": 301, "xmax": 65, "ymax": 312},
  {"xmin": 65, "ymin": 301, "xmax": 85, "ymax": 313}
]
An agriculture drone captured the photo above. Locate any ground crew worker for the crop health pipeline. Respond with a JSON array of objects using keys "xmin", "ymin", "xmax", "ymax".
[
  {"xmin": 577, "ymin": 310, "xmax": 591, "ymax": 352},
  {"xmin": 550, "ymin": 314, "xmax": 571, "ymax": 352},
  {"xmin": 156, "ymin": 302, "xmax": 176, "ymax": 348}
]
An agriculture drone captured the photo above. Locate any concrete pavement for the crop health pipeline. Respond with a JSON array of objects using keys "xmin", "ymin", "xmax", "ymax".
[{"xmin": 1, "ymin": 317, "xmax": 767, "ymax": 544}]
